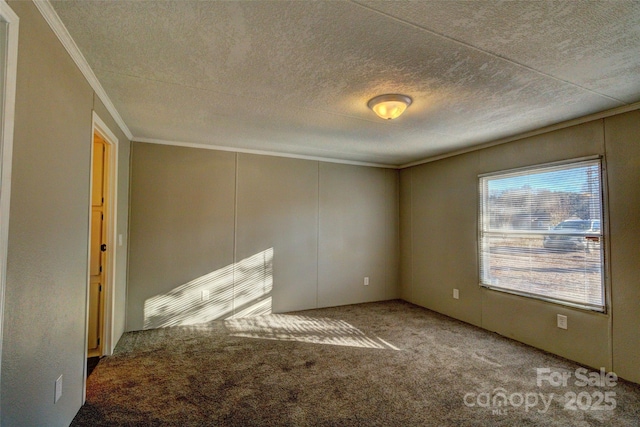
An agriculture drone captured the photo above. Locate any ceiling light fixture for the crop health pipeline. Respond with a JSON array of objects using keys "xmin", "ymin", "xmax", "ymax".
[{"xmin": 367, "ymin": 94, "xmax": 412, "ymax": 120}]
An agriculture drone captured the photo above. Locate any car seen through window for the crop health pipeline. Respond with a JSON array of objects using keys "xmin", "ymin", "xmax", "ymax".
[{"xmin": 542, "ymin": 219, "xmax": 600, "ymax": 250}]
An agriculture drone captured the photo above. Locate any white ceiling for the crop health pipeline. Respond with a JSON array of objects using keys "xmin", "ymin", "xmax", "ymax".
[{"xmin": 50, "ymin": 1, "xmax": 640, "ymax": 166}]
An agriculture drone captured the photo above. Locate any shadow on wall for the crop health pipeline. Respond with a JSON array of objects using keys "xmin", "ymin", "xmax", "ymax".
[
  {"xmin": 143, "ymin": 248, "xmax": 274, "ymax": 329},
  {"xmin": 225, "ymin": 314, "xmax": 400, "ymax": 350}
]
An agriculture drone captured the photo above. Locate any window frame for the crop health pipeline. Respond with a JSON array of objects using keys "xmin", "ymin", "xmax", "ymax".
[{"xmin": 478, "ymin": 156, "xmax": 608, "ymax": 313}]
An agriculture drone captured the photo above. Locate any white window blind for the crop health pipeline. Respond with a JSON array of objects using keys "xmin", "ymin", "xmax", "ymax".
[{"xmin": 479, "ymin": 159, "xmax": 605, "ymax": 311}]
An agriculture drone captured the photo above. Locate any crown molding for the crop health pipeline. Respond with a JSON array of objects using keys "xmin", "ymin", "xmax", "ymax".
[
  {"xmin": 134, "ymin": 137, "xmax": 399, "ymax": 169},
  {"xmin": 32, "ymin": 0, "xmax": 133, "ymax": 140},
  {"xmin": 400, "ymin": 101, "xmax": 640, "ymax": 169}
]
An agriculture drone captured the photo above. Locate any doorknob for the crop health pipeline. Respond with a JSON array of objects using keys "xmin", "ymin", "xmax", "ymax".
[{"xmin": 101, "ymin": 244, "xmax": 107, "ymax": 252}]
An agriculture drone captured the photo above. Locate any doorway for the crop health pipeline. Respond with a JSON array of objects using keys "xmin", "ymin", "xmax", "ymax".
[
  {"xmin": 86, "ymin": 112, "xmax": 118, "ymax": 368},
  {"xmin": 88, "ymin": 132, "xmax": 109, "ymax": 357}
]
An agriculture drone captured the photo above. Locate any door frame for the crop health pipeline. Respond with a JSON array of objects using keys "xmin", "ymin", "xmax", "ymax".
[
  {"xmin": 84, "ymin": 112, "xmax": 118, "ymax": 377},
  {"xmin": 0, "ymin": 1, "xmax": 19, "ymax": 410}
]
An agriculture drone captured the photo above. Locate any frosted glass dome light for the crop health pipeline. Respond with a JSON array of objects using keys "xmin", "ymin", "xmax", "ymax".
[{"xmin": 367, "ymin": 94, "xmax": 412, "ymax": 120}]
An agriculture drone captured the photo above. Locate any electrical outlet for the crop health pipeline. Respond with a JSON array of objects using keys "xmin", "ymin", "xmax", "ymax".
[
  {"xmin": 364, "ymin": 277, "xmax": 369, "ymax": 286},
  {"xmin": 55, "ymin": 375, "xmax": 63, "ymax": 403},
  {"xmin": 557, "ymin": 314, "xmax": 568, "ymax": 330},
  {"xmin": 453, "ymin": 289, "xmax": 459, "ymax": 299},
  {"xmin": 201, "ymin": 290, "xmax": 210, "ymax": 301}
]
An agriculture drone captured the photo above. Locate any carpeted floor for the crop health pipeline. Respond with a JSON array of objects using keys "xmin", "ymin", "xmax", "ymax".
[{"xmin": 72, "ymin": 300, "xmax": 640, "ymax": 426}]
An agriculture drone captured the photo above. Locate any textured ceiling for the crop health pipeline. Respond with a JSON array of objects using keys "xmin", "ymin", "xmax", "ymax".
[{"xmin": 50, "ymin": 1, "xmax": 640, "ymax": 166}]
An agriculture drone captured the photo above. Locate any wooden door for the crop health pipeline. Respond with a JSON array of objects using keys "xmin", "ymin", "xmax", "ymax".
[{"xmin": 88, "ymin": 135, "xmax": 108, "ymax": 356}]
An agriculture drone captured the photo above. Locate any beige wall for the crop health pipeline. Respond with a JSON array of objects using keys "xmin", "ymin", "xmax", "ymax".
[
  {"xmin": 236, "ymin": 154, "xmax": 319, "ymax": 313},
  {"xmin": 1, "ymin": 1, "xmax": 131, "ymax": 425},
  {"xmin": 605, "ymin": 110, "xmax": 640, "ymax": 384},
  {"xmin": 318, "ymin": 163, "xmax": 399, "ymax": 307},
  {"xmin": 127, "ymin": 143, "xmax": 399, "ymax": 331},
  {"xmin": 127, "ymin": 144, "xmax": 236, "ymax": 330},
  {"xmin": 398, "ymin": 169, "xmax": 412, "ymax": 302},
  {"xmin": 400, "ymin": 113, "xmax": 640, "ymax": 383}
]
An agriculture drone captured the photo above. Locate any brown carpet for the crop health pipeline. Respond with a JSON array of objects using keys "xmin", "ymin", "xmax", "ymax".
[{"xmin": 71, "ymin": 300, "xmax": 640, "ymax": 426}]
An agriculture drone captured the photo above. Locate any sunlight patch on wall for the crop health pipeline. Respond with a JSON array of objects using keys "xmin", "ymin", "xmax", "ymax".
[
  {"xmin": 143, "ymin": 248, "xmax": 273, "ymax": 329},
  {"xmin": 225, "ymin": 314, "xmax": 400, "ymax": 350}
]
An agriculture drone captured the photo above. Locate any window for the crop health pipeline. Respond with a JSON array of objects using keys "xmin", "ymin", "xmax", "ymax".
[{"xmin": 479, "ymin": 158, "xmax": 605, "ymax": 312}]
